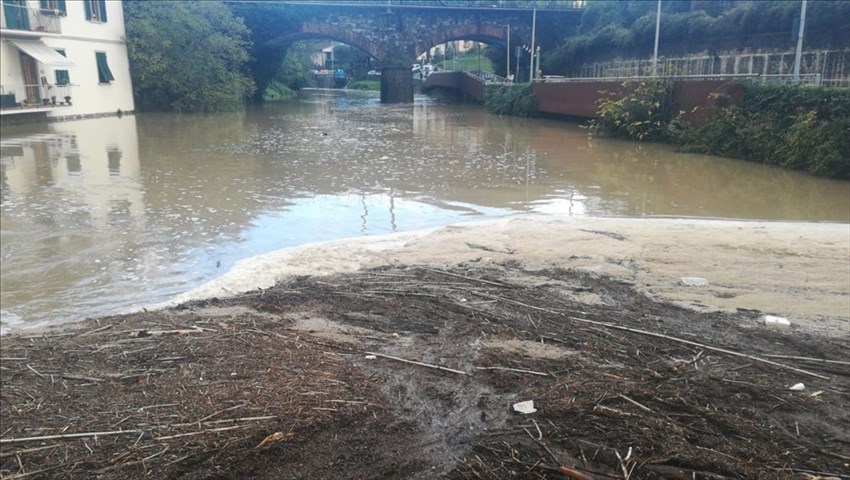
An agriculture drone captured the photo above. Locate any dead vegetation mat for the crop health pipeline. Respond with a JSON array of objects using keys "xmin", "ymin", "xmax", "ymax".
[{"xmin": 1, "ymin": 263, "xmax": 848, "ymax": 479}]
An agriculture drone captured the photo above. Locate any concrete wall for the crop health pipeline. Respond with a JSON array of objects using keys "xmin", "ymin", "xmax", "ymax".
[
  {"xmin": 426, "ymin": 73, "xmax": 743, "ymax": 122},
  {"xmin": 533, "ymin": 80, "xmax": 743, "ymax": 121},
  {"xmin": 422, "ymin": 71, "xmax": 485, "ymax": 102}
]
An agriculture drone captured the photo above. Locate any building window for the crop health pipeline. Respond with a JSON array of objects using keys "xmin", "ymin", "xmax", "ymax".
[
  {"xmin": 39, "ymin": 0, "xmax": 66, "ymax": 16},
  {"xmin": 95, "ymin": 52, "xmax": 114, "ymax": 83},
  {"xmin": 55, "ymin": 69, "xmax": 70, "ymax": 85},
  {"xmin": 84, "ymin": 0, "xmax": 107, "ymax": 22},
  {"xmin": 53, "ymin": 49, "xmax": 70, "ymax": 85},
  {"xmin": 2, "ymin": 0, "xmax": 30, "ymax": 30}
]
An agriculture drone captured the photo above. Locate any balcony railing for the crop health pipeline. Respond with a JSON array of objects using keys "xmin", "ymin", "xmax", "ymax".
[
  {"xmin": 0, "ymin": 83, "xmax": 74, "ymax": 110},
  {"xmin": 467, "ymin": 70, "xmax": 509, "ymax": 84},
  {"xmin": 2, "ymin": 3, "xmax": 63, "ymax": 34}
]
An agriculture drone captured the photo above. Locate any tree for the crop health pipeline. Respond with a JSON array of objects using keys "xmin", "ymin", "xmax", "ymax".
[{"xmin": 124, "ymin": 1, "xmax": 255, "ymax": 113}]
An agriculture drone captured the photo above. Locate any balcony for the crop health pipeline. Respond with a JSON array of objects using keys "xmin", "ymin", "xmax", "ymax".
[
  {"xmin": 0, "ymin": 83, "xmax": 74, "ymax": 115},
  {"xmin": 1, "ymin": 3, "xmax": 63, "ymax": 34}
]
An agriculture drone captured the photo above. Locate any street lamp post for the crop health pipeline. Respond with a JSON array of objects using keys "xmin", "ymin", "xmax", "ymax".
[
  {"xmin": 652, "ymin": 0, "xmax": 661, "ymax": 76},
  {"xmin": 506, "ymin": 22, "xmax": 511, "ymax": 80},
  {"xmin": 792, "ymin": 0, "xmax": 808, "ymax": 84},
  {"xmin": 529, "ymin": 8, "xmax": 536, "ymax": 83}
]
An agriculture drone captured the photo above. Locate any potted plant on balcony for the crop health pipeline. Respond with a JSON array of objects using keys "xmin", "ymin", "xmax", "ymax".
[{"xmin": 64, "ymin": 95, "xmax": 72, "ymax": 105}]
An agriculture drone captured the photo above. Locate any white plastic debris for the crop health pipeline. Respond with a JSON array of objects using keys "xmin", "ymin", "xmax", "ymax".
[
  {"xmin": 364, "ymin": 355, "xmax": 377, "ymax": 360},
  {"xmin": 680, "ymin": 277, "xmax": 709, "ymax": 287},
  {"xmin": 512, "ymin": 400, "xmax": 537, "ymax": 414},
  {"xmin": 764, "ymin": 315, "xmax": 791, "ymax": 328},
  {"xmin": 789, "ymin": 383, "xmax": 805, "ymax": 391}
]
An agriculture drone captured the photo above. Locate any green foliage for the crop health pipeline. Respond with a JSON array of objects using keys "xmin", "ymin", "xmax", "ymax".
[
  {"xmin": 438, "ymin": 49, "xmax": 494, "ymax": 73},
  {"xmin": 587, "ymin": 79, "xmax": 672, "ymax": 141},
  {"xmin": 226, "ymin": 2, "xmax": 305, "ymax": 101},
  {"xmin": 262, "ymin": 80, "xmax": 297, "ymax": 102},
  {"xmin": 347, "ymin": 80, "xmax": 380, "ymax": 91},
  {"xmin": 670, "ymin": 83, "xmax": 850, "ymax": 179},
  {"xmin": 544, "ymin": 0, "xmax": 850, "ymax": 74},
  {"xmin": 485, "ymin": 84, "xmax": 538, "ymax": 117},
  {"xmin": 276, "ymin": 43, "xmax": 318, "ymax": 92},
  {"xmin": 124, "ymin": 1, "xmax": 255, "ymax": 113}
]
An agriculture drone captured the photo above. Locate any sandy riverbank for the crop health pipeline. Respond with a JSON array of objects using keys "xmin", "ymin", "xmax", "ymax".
[{"xmin": 172, "ymin": 215, "xmax": 850, "ymax": 337}]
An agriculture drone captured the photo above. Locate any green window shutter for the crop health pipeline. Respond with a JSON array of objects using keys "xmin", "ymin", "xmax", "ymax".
[
  {"xmin": 3, "ymin": 0, "xmax": 31, "ymax": 29},
  {"xmin": 40, "ymin": 0, "xmax": 65, "ymax": 16},
  {"xmin": 55, "ymin": 69, "xmax": 70, "ymax": 85},
  {"xmin": 98, "ymin": 0, "xmax": 106, "ymax": 21},
  {"xmin": 84, "ymin": 0, "xmax": 92, "ymax": 20},
  {"xmin": 96, "ymin": 52, "xmax": 114, "ymax": 83}
]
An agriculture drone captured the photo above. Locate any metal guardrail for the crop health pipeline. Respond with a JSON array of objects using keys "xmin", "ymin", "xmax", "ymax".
[
  {"xmin": 535, "ymin": 73, "xmax": 825, "ymax": 87},
  {"xmin": 466, "ymin": 70, "xmax": 509, "ymax": 84},
  {"xmin": 276, "ymin": 0, "xmax": 584, "ymax": 10},
  {"xmin": 1, "ymin": 3, "xmax": 63, "ymax": 33}
]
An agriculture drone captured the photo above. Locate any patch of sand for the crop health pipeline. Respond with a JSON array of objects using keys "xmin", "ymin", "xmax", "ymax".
[{"xmin": 170, "ymin": 216, "xmax": 850, "ymax": 337}]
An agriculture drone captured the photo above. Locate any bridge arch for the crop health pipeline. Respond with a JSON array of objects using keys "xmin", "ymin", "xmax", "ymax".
[
  {"xmin": 416, "ymin": 25, "xmax": 529, "ymax": 58},
  {"xmin": 262, "ymin": 23, "xmax": 389, "ymax": 63}
]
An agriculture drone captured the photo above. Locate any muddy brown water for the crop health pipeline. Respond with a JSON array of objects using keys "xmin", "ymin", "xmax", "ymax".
[{"xmin": 1, "ymin": 89, "xmax": 848, "ymax": 334}]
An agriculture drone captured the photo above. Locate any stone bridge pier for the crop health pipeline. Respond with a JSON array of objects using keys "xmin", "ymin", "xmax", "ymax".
[
  {"xmin": 380, "ymin": 67, "xmax": 415, "ymax": 103},
  {"xmin": 237, "ymin": 3, "xmax": 581, "ymax": 103}
]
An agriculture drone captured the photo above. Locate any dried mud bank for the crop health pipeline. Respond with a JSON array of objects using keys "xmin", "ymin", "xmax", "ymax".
[{"xmin": 1, "ymin": 216, "xmax": 849, "ymax": 479}]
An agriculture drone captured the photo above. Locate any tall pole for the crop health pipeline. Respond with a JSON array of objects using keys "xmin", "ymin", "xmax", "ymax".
[
  {"xmin": 529, "ymin": 8, "xmax": 536, "ymax": 83},
  {"xmin": 652, "ymin": 0, "xmax": 661, "ymax": 76},
  {"xmin": 506, "ymin": 22, "xmax": 511, "ymax": 80},
  {"xmin": 535, "ymin": 46, "xmax": 541, "ymax": 80},
  {"xmin": 793, "ymin": 0, "xmax": 808, "ymax": 84},
  {"xmin": 515, "ymin": 46, "xmax": 520, "ymax": 82}
]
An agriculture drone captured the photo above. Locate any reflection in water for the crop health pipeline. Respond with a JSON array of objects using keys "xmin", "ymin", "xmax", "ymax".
[{"xmin": 1, "ymin": 90, "xmax": 848, "ymax": 333}]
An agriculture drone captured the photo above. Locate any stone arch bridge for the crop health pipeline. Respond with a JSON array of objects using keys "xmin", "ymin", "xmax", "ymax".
[{"xmin": 231, "ymin": 1, "xmax": 583, "ymax": 102}]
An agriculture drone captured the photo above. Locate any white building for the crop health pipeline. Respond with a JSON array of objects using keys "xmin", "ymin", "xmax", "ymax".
[{"xmin": 1, "ymin": 0, "xmax": 134, "ymax": 122}]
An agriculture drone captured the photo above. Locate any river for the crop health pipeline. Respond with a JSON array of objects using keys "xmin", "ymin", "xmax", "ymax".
[{"xmin": 1, "ymin": 89, "xmax": 848, "ymax": 334}]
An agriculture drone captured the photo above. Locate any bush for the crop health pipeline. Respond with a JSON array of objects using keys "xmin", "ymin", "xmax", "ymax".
[
  {"xmin": 262, "ymin": 80, "xmax": 296, "ymax": 102},
  {"xmin": 347, "ymin": 80, "xmax": 380, "ymax": 91},
  {"xmin": 485, "ymin": 84, "xmax": 538, "ymax": 117},
  {"xmin": 670, "ymin": 83, "xmax": 850, "ymax": 179},
  {"xmin": 587, "ymin": 79, "xmax": 672, "ymax": 141}
]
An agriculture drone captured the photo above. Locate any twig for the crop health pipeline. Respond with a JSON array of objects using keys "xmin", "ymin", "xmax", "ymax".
[
  {"xmin": 365, "ymin": 351, "xmax": 467, "ymax": 375},
  {"xmin": 478, "ymin": 292, "xmax": 830, "ymax": 380},
  {"xmin": 592, "ymin": 405, "xmax": 634, "ymax": 418},
  {"xmin": 0, "ymin": 444, "xmax": 59, "ymax": 459},
  {"xmin": 167, "ymin": 415, "xmax": 277, "ymax": 428},
  {"xmin": 79, "ymin": 324, "xmax": 113, "ymax": 336},
  {"xmin": 189, "ymin": 403, "xmax": 247, "ymax": 426},
  {"xmin": 618, "ymin": 394, "xmax": 654, "ymax": 413},
  {"xmin": 153, "ymin": 425, "xmax": 243, "ymax": 441},
  {"xmin": 0, "ymin": 430, "xmax": 141, "ymax": 444},
  {"xmin": 419, "ymin": 267, "xmax": 511, "ymax": 287},
  {"xmin": 614, "ymin": 447, "xmax": 633, "ymax": 480},
  {"xmin": 62, "ymin": 373, "xmax": 103, "ymax": 383},
  {"xmin": 475, "ymin": 366, "xmax": 551, "ymax": 377},
  {"xmin": 761, "ymin": 354, "xmax": 850, "ymax": 366}
]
